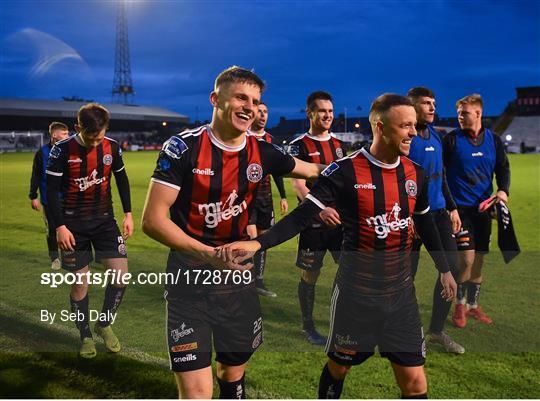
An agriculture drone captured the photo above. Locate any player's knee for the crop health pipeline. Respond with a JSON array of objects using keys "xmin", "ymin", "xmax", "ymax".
[
  {"xmin": 400, "ymin": 371, "xmax": 427, "ymax": 396},
  {"xmin": 327, "ymin": 359, "xmax": 351, "ymax": 380},
  {"xmin": 216, "ymin": 363, "xmax": 245, "ymax": 382},
  {"xmin": 301, "ymin": 269, "xmax": 320, "ymax": 285}
]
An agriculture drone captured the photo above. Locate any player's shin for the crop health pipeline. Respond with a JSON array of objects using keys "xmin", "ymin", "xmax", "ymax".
[
  {"xmin": 217, "ymin": 374, "xmax": 245, "ymax": 399},
  {"xmin": 318, "ymin": 363, "xmax": 345, "ymax": 399},
  {"xmin": 70, "ymin": 294, "xmax": 92, "ymax": 340}
]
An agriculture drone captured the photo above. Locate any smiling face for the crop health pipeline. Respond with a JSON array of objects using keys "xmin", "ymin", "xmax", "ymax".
[
  {"xmin": 309, "ymin": 99, "xmax": 334, "ymax": 134},
  {"xmin": 211, "ymin": 81, "xmax": 262, "ymax": 135},
  {"xmin": 380, "ymin": 105, "xmax": 417, "ymax": 156},
  {"xmin": 251, "ymin": 103, "xmax": 268, "ymax": 132},
  {"xmin": 51, "ymin": 128, "xmax": 69, "ymax": 144},
  {"xmin": 414, "ymin": 96, "xmax": 436, "ymax": 125}
]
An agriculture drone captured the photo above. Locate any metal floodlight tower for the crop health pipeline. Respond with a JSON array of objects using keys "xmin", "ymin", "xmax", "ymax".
[{"xmin": 112, "ymin": 0, "xmax": 135, "ymax": 104}]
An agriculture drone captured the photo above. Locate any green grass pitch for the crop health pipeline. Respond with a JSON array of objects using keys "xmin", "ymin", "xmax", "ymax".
[{"xmin": 0, "ymin": 151, "xmax": 539, "ymax": 398}]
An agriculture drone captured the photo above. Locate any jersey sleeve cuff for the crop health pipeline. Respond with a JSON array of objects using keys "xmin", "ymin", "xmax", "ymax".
[
  {"xmin": 305, "ymin": 194, "xmax": 325, "ymax": 210},
  {"xmin": 151, "ymin": 177, "xmax": 180, "ymax": 191},
  {"xmin": 414, "ymin": 206, "xmax": 430, "ymax": 215},
  {"xmin": 46, "ymin": 170, "xmax": 63, "ymax": 177}
]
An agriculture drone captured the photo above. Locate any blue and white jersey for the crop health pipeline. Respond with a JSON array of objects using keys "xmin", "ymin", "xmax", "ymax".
[{"xmin": 408, "ymin": 125, "xmax": 445, "ymax": 211}]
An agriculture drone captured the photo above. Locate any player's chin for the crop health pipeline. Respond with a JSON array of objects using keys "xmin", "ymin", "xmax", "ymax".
[{"xmin": 399, "ymin": 143, "xmax": 411, "ymax": 156}]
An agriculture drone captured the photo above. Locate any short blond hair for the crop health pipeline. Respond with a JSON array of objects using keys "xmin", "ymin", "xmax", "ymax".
[{"xmin": 456, "ymin": 94, "xmax": 483, "ymax": 110}]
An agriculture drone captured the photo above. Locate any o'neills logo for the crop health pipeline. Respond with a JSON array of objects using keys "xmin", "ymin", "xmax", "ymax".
[
  {"xmin": 192, "ymin": 167, "xmax": 214, "ymax": 176},
  {"xmin": 74, "ymin": 169, "xmax": 106, "ymax": 191},
  {"xmin": 354, "ymin": 183, "xmax": 376, "ymax": 190},
  {"xmin": 173, "ymin": 354, "xmax": 197, "ymax": 363},
  {"xmin": 198, "ymin": 190, "xmax": 247, "ymax": 228},
  {"xmin": 365, "ymin": 203, "xmax": 411, "ymax": 239}
]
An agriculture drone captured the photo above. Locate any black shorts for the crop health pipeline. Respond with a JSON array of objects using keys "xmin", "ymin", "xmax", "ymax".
[
  {"xmin": 248, "ymin": 203, "xmax": 274, "ymax": 230},
  {"xmin": 296, "ymin": 227, "xmax": 342, "ymax": 271},
  {"xmin": 61, "ymin": 218, "xmax": 126, "ymax": 271},
  {"xmin": 455, "ymin": 206, "xmax": 492, "ymax": 253},
  {"xmin": 326, "ymin": 284, "xmax": 425, "ymax": 368},
  {"xmin": 166, "ymin": 287, "xmax": 263, "ymax": 372}
]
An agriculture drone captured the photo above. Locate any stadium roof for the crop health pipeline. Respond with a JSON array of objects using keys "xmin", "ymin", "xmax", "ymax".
[{"xmin": 0, "ymin": 97, "xmax": 189, "ymax": 123}]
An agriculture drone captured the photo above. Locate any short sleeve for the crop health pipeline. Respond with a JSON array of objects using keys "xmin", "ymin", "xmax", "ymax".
[
  {"xmin": 111, "ymin": 141, "xmax": 125, "ymax": 173},
  {"xmin": 46, "ymin": 143, "xmax": 67, "ymax": 177},
  {"xmin": 414, "ymin": 170, "xmax": 430, "ymax": 215},
  {"xmin": 151, "ymin": 136, "xmax": 190, "ymax": 191},
  {"xmin": 260, "ymin": 141, "xmax": 296, "ymax": 178},
  {"xmin": 305, "ymin": 161, "xmax": 344, "ymax": 209}
]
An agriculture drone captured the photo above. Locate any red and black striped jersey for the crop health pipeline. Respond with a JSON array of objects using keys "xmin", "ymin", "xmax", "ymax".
[
  {"xmin": 152, "ymin": 126, "xmax": 295, "ymax": 249},
  {"xmin": 306, "ymin": 147, "xmax": 429, "ymax": 295},
  {"xmin": 46, "ymin": 135, "xmax": 125, "ymax": 219},
  {"xmin": 288, "ymin": 132, "xmax": 346, "ymax": 228}
]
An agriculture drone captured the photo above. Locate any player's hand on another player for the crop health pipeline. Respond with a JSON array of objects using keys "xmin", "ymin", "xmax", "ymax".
[
  {"xmin": 320, "ymin": 207, "xmax": 341, "ymax": 228},
  {"xmin": 449, "ymin": 209, "xmax": 462, "ymax": 234},
  {"xmin": 217, "ymin": 240, "xmax": 261, "ymax": 269},
  {"xmin": 122, "ymin": 212, "xmax": 134, "ymax": 239},
  {"xmin": 439, "ymin": 271, "xmax": 457, "ymax": 301},
  {"xmin": 280, "ymin": 198, "xmax": 289, "ymax": 215},
  {"xmin": 496, "ymin": 190, "xmax": 508, "ymax": 204},
  {"xmin": 30, "ymin": 199, "xmax": 40, "ymax": 211},
  {"xmin": 56, "ymin": 225, "xmax": 76, "ymax": 252}
]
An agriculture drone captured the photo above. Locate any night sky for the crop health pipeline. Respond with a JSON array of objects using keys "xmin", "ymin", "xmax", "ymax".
[{"xmin": 1, "ymin": 0, "xmax": 539, "ymax": 126}]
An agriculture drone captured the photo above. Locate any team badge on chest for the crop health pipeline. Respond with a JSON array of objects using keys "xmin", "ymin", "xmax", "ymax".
[
  {"xmin": 103, "ymin": 154, "xmax": 113, "ymax": 165},
  {"xmin": 405, "ymin": 180, "xmax": 417, "ymax": 197},
  {"xmin": 246, "ymin": 163, "xmax": 263, "ymax": 183}
]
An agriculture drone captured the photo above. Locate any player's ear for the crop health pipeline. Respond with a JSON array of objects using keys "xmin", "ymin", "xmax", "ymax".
[
  {"xmin": 375, "ymin": 120, "xmax": 384, "ymax": 136},
  {"xmin": 210, "ymin": 91, "xmax": 219, "ymax": 107}
]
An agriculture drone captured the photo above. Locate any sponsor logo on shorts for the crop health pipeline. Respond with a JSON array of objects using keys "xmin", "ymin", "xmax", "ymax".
[
  {"xmin": 252, "ymin": 332, "xmax": 263, "ymax": 349},
  {"xmin": 365, "ymin": 203, "xmax": 411, "ymax": 239},
  {"xmin": 118, "ymin": 244, "xmax": 127, "ymax": 255},
  {"xmin": 173, "ymin": 353, "xmax": 197, "ymax": 363},
  {"xmin": 354, "ymin": 183, "xmax": 376, "ymax": 190},
  {"xmin": 246, "ymin": 163, "xmax": 263, "ymax": 183},
  {"xmin": 171, "ymin": 322, "xmax": 194, "ymax": 341},
  {"xmin": 405, "ymin": 180, "xmax": 417, "ymax": 197},
  {"xmin": 335, "ymin": 334, "xmax": 357, "ymax": 347},
  {"xmin": 335, "ymin": 345, "xmax": 357, "ymax": 356},
  {"xmin": 192, "ymin": 167, "xmax": 214, "ymax": 176},
  {"xmin": 171, "ymin": 342, "xmax": 198, "ymax": 352},
  {"xmin": 103, "ymin": 154, "xmax": 113, "ymax": 165}
]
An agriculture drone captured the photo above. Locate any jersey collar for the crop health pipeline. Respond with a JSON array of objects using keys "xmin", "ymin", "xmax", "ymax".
[
  {"xmin": 360, "ymin": 147, "xmax": 400, "ymax": 169},
  {"xmin": 206, "ymin": 125, "xmax": 247, "ymax": 152}
]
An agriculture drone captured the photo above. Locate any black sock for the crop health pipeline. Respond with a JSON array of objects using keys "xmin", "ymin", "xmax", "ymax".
[
  {"xmin": 70, "ymin": 294, "xmax": 92, "ymax": 340},
  {"xmin": 467, "ymin": 282, "xmax": 481, "ymax": 307},
  {"xmin": 318, "ymin": 363, "xmax": 344, "ymax": 399},
  {"xmin": 298, "ymin": 279, "xmax": 315, "ymax": 331},
  {"xmin": 402, "ymin": 393, "xmax": 428, "ymax": 399},
  {"xmin": 456, "ymin": 282, "xmax": 467, "ymax": 304},
  {"xmin": 254, "ymin": 250, "xmax": 266, "ymax": 281},
  {"xmin": 47, "ymin": 235, "xmax": 58, "ymax": 261},
  {"xmin": 217, "ymin": 374, "xmax": 245, "ymax": 399},
  {"xmin": 98, "ymin": 284, "xmax": 126, "ymax": 327},
  {"xmin": 429, "ymin": 275, "xmax": 452, "ymax": 333}
]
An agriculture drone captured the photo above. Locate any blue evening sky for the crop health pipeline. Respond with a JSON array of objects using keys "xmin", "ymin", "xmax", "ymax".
[{"xmin": 1, "ymin": 0, "xmax": 539, "ymax": 125}]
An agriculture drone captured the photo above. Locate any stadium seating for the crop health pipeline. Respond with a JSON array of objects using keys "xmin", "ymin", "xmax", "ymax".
[{"xmin": 502, "ymin": 116, "xmax": 540, "ymax": 153}]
